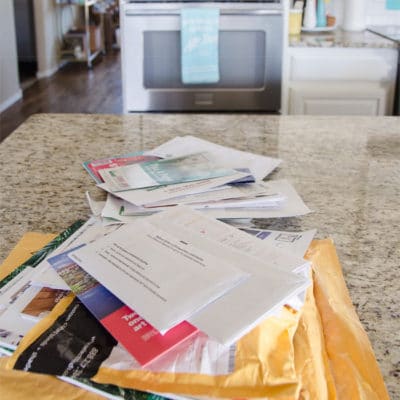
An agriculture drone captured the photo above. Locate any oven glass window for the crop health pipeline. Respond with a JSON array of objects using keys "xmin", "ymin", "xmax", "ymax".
[{"xmin": 143, "ymin": 31, "xmax": 266, "ymax": 89}]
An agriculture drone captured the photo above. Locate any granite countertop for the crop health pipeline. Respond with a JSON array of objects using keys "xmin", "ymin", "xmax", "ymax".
[
  {"xmin": 289, "ymin": 27, "xmax": 399, "ymax": 48},
  {"xmin": 0, "ymin": 114, "xmax": 399, "ymax": 397}
]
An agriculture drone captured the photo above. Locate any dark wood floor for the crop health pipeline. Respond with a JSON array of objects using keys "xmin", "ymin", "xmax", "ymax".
[{"xmin": 0, "ymin": 52, "xmax": 122, "ymax": 142}]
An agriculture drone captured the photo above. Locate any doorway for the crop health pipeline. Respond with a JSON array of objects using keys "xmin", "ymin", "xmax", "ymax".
[{"xmin": 13, "ymin": 0, "xmax": 37, "ymax": 90}]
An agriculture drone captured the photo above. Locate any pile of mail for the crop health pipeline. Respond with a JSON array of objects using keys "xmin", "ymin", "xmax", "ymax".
[
  {"xmin": 0, "ymin": 136, "xmax": 317, "ymax": 399},
  {"xmin": 86, "ymin": 135, "xmax": 311, "ymax": 221}
]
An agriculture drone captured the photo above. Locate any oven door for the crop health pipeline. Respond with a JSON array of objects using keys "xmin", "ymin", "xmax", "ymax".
[{"xmin": 121, "ymin": 3, "xmax": 283, "ymax": 112}]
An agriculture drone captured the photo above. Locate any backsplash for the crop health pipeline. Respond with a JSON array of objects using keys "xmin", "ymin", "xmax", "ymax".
[{"xmin": 332, "ymin": 0, "xmax": 400, "ymax": 26}]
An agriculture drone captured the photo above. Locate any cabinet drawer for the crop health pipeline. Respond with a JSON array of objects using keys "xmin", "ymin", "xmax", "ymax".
[{"xmin": 289, "ymin": 48, "xmax": 397, "ymax": 82}]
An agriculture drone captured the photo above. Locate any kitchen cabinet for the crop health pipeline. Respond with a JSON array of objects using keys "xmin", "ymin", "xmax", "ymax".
[
  {"xmin": 284, "ymin": 46, "xmax": 398, "ymax": 115},
  {"xmin": 289, "ymin": 81, "xmax": 390, "ymax": 115}
]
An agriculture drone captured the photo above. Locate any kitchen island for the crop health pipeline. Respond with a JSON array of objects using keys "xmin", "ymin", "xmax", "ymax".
[{"xmin": 0, "ymin": 114, "xmax": 399, "ymax": 397}]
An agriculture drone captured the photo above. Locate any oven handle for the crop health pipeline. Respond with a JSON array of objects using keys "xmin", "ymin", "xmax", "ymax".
[{"xmin": 125, "ymin": 9, "xmax": 282, "ymax": 16}]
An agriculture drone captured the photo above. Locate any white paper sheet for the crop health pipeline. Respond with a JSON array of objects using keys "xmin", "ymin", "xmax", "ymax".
[
  {"xmin": 204, "ymin": 179, "xmax": 311, "ymax": 219},
  {"xmin": 101, "ymin": 188, "xmax": 285, "ymax": 222},
  {"xmin": 69, "ymin": 214, "xmax": 250, "ymax": 333},
  {"xmin": 98, "ymin": 170, "xmax": 250, "ymax": 206},
  {"xmin": 147, "ymin": 135, "xmax": 282, "ymax": 181},
  {"xmin": 102, "ymin": 193, "xmax": 156, "ymax": 220},
  {"xmin": 236, "ymin": 227, "xmax": 317, "ymax": 312},
  {"xmin": 238, "ymin": 228, "xmax": 317, "ymax": 258},
  {"xmin": 105, "ymin": 180, "xmax": 310, "ymax": 220},
  {"xmin": 192, "ymin": 195, "xmax": 284, "ymax": 210},
  {"xmin": 141, "ymin": 207, "xmax": 310, "ymax": 344},
  {"xmin": 143, "ymin": 181, "xmax": 284, "ymax": 209},
  {"xmin": 85, "ymin": 191, "xmax": 106, "ymax": 217}
]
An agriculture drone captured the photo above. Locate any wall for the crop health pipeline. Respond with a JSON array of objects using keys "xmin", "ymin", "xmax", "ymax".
[
  {"xmin": 33, "ymin": 0, "xmax": 62, "ymax": 78},
  {"xmin": 332, "ymin": 0, "xmax": 400, "ymax": 27},
  {"xmin": 33, "ymin": 0, "xmax": 80, "ymax": 79},
  {"xmin": 366, "ymin": 0, "xmax": 400, "ymax": 25},
  {"xmin": 0, "ymin": 0, "xmax": 22, "ymax": 113},
  {"xmin": 1, "ymin": 0, "xmax": 80, "ymax": 112}
]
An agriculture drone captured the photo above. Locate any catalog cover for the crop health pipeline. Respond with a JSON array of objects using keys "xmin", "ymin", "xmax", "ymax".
[
  {"xmin": 0, "ymin": 272, "xmax": 70, "ymax": 350},
  {"xmin": 0, "ymin": 221, "xmax": 84, "ymax": 350},
  {"xmin": 83, "ymin": 152, "xmax": 160, "ymax": 184},
  {"xmin": 12, "ymin": 296, "xmax": 118, "ymax": 378},
  {"xmin": 99, "ymin": 152, "xmax": 238, "ymax": 191},
  {"xmin": 48, "ymin": 247, "xmax": 198, "ymax": 366},
  {"xmin": 0, "ymin": 220, "xmax": 85, "ymax": 291},
  {"xmin": 20, "ymin": 287, "xmax": 69, "ymax": 322}
]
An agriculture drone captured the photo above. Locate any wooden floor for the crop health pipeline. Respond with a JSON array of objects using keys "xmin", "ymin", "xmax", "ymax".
[{"xmin": 0, "ymin": 52, "xmax": 122, "ymax": 142}]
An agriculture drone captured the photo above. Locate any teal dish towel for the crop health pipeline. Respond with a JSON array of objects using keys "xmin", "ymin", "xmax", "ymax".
[{"xmin": 181, "ymin": 8, "xmax": 220, "ymax": 84}]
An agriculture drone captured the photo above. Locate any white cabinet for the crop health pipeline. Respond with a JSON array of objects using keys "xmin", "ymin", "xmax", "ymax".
[
  {"xmin": 289, "ymin": 81, "xmax": 390, "ymax": 115},
  {"xmin": 284, "ymin": 47, "xmax": 398, "ymax": 115}
]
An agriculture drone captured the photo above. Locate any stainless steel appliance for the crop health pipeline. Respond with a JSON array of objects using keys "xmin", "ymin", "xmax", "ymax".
[
  {"xmin": 368, "ymin": 26, "xmax": 400, "ymax": 116},
  {"xmin": 120, "ymin": 1, "xmax": 283, "ymax": 112}
]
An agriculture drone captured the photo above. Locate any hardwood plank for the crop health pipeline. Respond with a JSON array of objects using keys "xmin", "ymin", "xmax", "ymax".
[{"xmin": 0, "ymin": 52, "xmax": 122, "ymax": 142}]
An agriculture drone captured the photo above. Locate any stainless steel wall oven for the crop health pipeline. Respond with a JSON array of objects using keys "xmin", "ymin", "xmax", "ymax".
[{"xmin": 121, "ymin": 1, "xmax": 283, "ymax": 112}]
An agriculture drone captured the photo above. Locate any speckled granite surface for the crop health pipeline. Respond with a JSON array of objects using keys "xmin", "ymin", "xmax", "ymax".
[
  {"xmin": 289, "ymin": 28, "xmax": 398, "ymax": 48},
  {"xmin": 0, "ymin": 114, "xmax": 399, "ymax": 397}
]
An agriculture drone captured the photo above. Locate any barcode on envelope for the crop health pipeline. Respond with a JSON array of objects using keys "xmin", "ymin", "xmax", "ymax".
[{"xmin": 228, "ymin": 345, "xmax": 236, "ymax": 372}]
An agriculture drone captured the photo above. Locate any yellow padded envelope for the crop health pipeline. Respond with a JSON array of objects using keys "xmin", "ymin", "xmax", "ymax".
[
  {"xmin": 0, "ymin": 232, "xmax": 104, "ymax": 400},
  {"xmin": 0, "ymin": 234, "xmax": 390, "ymax": 400},
  {"xmin": 0, "ymin": 232, "xmax": 56, "ymax": 281},
  {"xmin": 304, "ymin": 241, "xmax": 389, "ymax": 400}
]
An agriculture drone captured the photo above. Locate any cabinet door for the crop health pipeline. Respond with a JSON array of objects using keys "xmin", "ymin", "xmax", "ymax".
[
  {"xmin": 282, "ymin": 47, "xmax": 398, "ymax": 115},
  {"xmin": 289, "ymin": 81, "xmax": 390, "ymax": 116}
]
